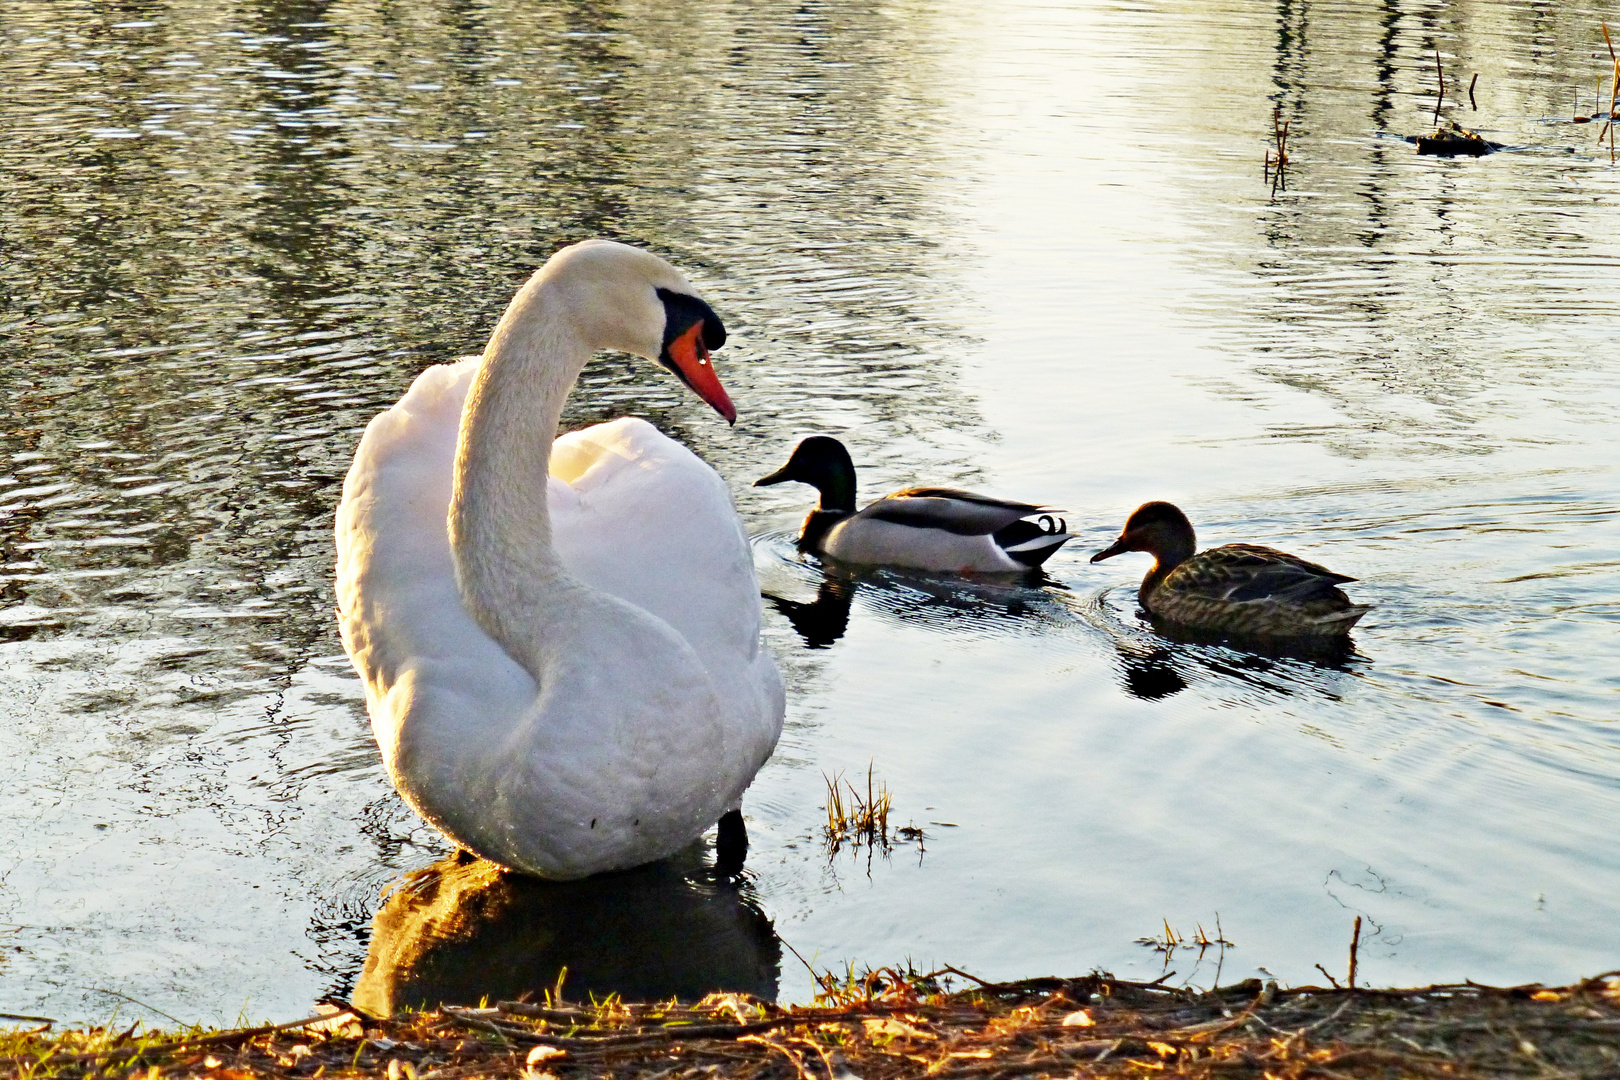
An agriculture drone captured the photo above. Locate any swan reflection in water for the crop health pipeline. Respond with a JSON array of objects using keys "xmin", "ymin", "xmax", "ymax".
[{"xmin": 353, "ymin": 845, "xmax": 779, "ymax": 1016}]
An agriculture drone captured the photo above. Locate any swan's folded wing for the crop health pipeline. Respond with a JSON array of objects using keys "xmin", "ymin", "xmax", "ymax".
[
  {"xmin": 860, "ymin": 487, "xmax": 1048, "ymax": 536},
  {"xmin": 550, "ymin": 418, "xmax": 759, "ymax": 658},
  {"xmin": 335, "ymin": 357, "xmax": 536, "ymax": 764},
  {"xmin": 550, "ymin": 418, "xmax": 784, "ymax": 781}
]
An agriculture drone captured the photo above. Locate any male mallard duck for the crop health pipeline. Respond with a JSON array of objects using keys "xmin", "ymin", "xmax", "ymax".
[
  {"xmin": 754, "ymin": 436, "xmax": 1073, "ymax": 574},
  {"xmin": 1090, "ymin": 501, "xmax": 1369, "ymax": 638}
]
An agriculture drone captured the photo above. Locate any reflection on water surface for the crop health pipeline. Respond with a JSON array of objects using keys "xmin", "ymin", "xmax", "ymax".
[
  {"xmin": 2, "ymin": 0, "xmax": 1619, "ymax": 1024},
  {"xmin": 353, "ymin": 848, "xmax": 777, "ymax": 1016},
  {"xmin": 758, "ymin": 538, "xmax": 1072, "ymax": 650}
]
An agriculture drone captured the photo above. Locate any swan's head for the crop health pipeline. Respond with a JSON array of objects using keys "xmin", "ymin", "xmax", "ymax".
[
  {"xmin": 539, "ymin": 239, "xmax": 735, "ymax": 424},
  {"xmin": 1091, "ymin": 501, "xmax": 1197, "ymax": 566}
]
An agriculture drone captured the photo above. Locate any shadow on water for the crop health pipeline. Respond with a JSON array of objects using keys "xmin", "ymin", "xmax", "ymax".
[
  {"xmin": 1077, "ymin": 590, "xmax": 1363, "ymax": 704},
  {"xmin": 767, "ymin": 573, "xmax": 856, "ymax": 649},
  {"xmin": 758, "ymin": 538, "xmax": 1073, "ymax": 649},
  {"xmin": 351, "ymin": 845, "xmax": 780, "ymax": 1017},
  {"xmin": 1112, "ymin": 641, "xmax": 1191, "ymax": 702}
]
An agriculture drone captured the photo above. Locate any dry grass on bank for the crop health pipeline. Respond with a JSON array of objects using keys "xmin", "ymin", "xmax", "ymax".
[{"xmin": 7, "ymin": 968, "xmax": 1620, "ymax": 1080}]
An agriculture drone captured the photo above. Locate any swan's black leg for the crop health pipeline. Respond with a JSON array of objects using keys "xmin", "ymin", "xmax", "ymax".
[{"xmin": 716, "ymin": 809, "xmax": 748, "ymax": 871}]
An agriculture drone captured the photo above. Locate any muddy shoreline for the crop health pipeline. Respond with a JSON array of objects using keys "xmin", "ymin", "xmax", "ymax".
[{"xmin": 8, "ymin": 968, "xmax": 1620, "ymax": 1079}]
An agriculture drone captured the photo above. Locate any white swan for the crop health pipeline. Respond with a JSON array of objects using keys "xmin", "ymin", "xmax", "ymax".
[{"xmin": 335, "ymin": 240, "xmax": 785, "ymax": 880}]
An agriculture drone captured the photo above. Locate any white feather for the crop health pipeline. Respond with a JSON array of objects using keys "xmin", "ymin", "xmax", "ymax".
[
  {"xmin": 821, "ymin": 516, "xmax": 1026, "ymax": 573},
  {"xmin": 336, "ymin": 243, "xmax": 784, "ymax": 880}
]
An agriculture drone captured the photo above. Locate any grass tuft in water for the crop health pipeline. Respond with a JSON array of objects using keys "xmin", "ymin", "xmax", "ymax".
[{"xmin": 822, "ymin": 761, "xmax": 893, "ymax": 859}]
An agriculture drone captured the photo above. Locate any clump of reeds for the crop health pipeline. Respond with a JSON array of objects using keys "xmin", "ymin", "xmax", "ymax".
[
  {"xmin": 1135, "ymin": 918, "xmax": 1184, "ymax": 957},
  {"xmin": 1570, "ymin": 22, "xmax": 1619, "ymax": 160},
  {"xmin": 822, "ymin": 762, "xmax": 892, "ymax": 858},
  {"xmin": 1598, "ymin": 23, "xmax": 1619, "ymax": 159},
  {"xmin": 809, "ymin": 961, "xmax": 950, "ymax": 1007},
  {"xmin": 1136, "ymin": 915, "xmax": 1238, "ymax": 985}
]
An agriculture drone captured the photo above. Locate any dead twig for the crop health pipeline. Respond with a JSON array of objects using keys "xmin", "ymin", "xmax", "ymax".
[
  {"xmin": 934, "ymin": 964, "xmax": 998, "ymax": 990},
  {"xmin": 1264, "ymin": 105, "xmax": 1291, "ymax": 192},
  {"xmin": 1298, "ymin": 995, "xmax": 1360, "ymax": 1036},
  {"xmin": 1433, "ymin": 49, "xmax": 1445, "ymax": 125},
  {"xmin": 1601, "ymin": 22, "xmax": 1619, "ymax": 157},
  {"xmin": 1348, "ymin": 915, "xmax": 1362, "ymax": 990}
]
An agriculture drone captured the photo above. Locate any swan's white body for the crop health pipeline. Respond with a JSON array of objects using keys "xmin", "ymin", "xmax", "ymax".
[{"xmin": 335, "ymin": 241, "xmax": 784, "ymax": 879}]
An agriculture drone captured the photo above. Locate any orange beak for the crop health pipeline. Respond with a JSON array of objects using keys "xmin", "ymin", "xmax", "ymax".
[{"xmin": 664, "ymin": 320, "xmax": 737, "ymax": 425}]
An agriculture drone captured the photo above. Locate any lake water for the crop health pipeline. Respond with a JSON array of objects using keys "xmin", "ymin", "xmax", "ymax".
[{"xmin": 3, "ymin": 0, "xmax": 1618, "ymax": 1026}]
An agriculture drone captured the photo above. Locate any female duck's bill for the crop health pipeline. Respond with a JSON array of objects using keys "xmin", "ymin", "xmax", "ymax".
[
  {"xmin": 1091, "ymin": 500, "xmax": 1370, "ymax": 640},
  {"xmin": 754, "ymin": 435, "xmax": 1074, "ymax": 575}
]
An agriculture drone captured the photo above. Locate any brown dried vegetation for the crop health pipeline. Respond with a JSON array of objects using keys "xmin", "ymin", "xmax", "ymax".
[{"xmin": 8, "ymin": 968, "xmax": 1620, "ymax": 1080}]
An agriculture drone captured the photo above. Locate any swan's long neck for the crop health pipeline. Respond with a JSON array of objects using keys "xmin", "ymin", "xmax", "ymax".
[{"xmin": 449, "ymin": 279, "xmax": 588, "ymax": 676}]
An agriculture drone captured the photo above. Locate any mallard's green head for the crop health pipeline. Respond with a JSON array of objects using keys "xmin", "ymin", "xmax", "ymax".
[{"xmin": 754, "ymin": 436, "xmax": 857, "ymax": 515}]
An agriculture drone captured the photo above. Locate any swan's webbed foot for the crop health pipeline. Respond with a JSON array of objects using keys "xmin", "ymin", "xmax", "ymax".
[{"xmin": 715, "ymin": 809, "xmax": 748, "ymax": 872}]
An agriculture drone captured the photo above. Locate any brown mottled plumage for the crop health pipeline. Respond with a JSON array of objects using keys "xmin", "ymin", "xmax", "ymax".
[{"xmin": 1091, "ymin": 502, "xmax": 1369, "ymax": 639}]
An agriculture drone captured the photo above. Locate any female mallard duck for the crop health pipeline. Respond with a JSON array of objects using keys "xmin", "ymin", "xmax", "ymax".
[
  {"xmin": 336, "ymin": 240, "xmax": 784, "ymax": 880},
  {"xmin": 754, "ymin": 436, "xmax": 1073, "ymax": 574},
  {"xmin": 1090, "ymin": 501, "xmax": 1369, "ymax": 638}
]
